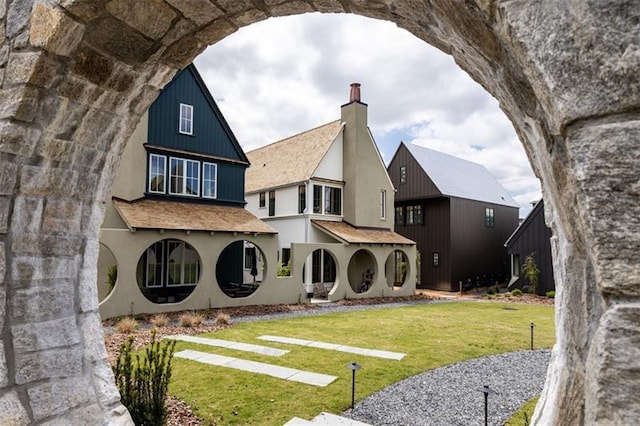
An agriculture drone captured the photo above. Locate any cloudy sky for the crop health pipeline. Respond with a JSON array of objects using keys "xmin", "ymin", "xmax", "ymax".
[{"xmin": 194, "ymin": 13, "xmax": 541, "ymax": 217}]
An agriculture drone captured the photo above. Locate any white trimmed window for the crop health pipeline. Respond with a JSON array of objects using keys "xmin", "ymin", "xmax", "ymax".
[
  {"xmin": 169, "ymin": 157, "xmax": 200, "ymax": 196},
  {"xmin": 179, "ymin": 103, "xmax": 193, "ymax": 135},
  {"xmin": 202, "ymin": 162, "xmax": 217, "ymax": 198},
  {"xmin": 166, "ymin": 240, "xmax": 199, "ymax": 286},
  {"xmin": 148, "ymin": 154, "xmax": 166, "ymax": 193},
  {"xmin": 144, "ymin": 241, "xmax": 164, "ymax": 288},
  {"xmin": 380, "ymin": 190, "xmax": 386, "ymax": 219}
]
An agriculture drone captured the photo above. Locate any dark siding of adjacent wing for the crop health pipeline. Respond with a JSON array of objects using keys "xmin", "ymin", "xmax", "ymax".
[
  {"xmin": 450, "ymin": 198, "xmax": 519, "ymax": 291},
  {"xmin": 389, "ymin": 143, "xmax": 441, "ymax": 202},
  {"xmin": 506, "ymin": 201, "xmax": 555, "ymax": 295}
]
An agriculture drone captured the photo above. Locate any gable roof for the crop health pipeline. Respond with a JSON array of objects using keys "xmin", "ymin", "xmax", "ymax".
[
  {"xmin": 505, "ymin": 199, "xmax": 545, "ymax": 247},
  {"xmin": 245, "ymin": 120, "xmax": 343, "ymax": 193},
  {"xmin": 403, "ymin": 142, "xmax": 519, "ymax": 208}
]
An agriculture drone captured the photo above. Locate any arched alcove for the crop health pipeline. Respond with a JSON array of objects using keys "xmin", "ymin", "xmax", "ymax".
[
  {"xmin": 385, "ymin": 249, "xmax": 409, "ymax": 289},
  {"xmin": 1, "ymin": 2, "xmax": 637, "ymax": 424},
  {"xmin": 216, "ymin": 240, "xmax": 266, "ymax": 298},
  {"xmin": 348, "ymin": 249, "xmax": 377, "ymax": 294}
]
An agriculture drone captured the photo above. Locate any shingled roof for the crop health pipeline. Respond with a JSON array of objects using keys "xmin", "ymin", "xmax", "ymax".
[
  {"xmin": 404, "ymin": 143, "xmax": 519, "ymax": 208},
  {"xmin": 245, "ymin": 120, "xmax": 343, "ymax": 193},
  {"xmin": 113, "ymin": 198, "xmax": 276, "ymax": 234},
  {"xmin": 312, "ymin": 220, "xmax": 415, "ymax": 245}
]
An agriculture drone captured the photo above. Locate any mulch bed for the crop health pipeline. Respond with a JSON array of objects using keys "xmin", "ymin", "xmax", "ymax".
[{"xmin": 104, "ymin": 293, "xmax": 552, "ymax": 425}]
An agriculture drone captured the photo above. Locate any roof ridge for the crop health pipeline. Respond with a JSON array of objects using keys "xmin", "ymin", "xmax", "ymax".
[{"xmin": 247, "ymin": 119, "xmax": 341, "ymax": 153}]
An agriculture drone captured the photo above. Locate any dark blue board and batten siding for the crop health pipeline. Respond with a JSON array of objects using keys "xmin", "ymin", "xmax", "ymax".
[
  {"xmin": 146, "ymin": 65, "xmax": 249, "ymax": 205},
  {"xmin": 148, "ymin": 65, "xmax": 248, "ymax": 162}
]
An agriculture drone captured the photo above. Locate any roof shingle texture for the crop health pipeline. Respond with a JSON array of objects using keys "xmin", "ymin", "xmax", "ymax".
[
  {"xmin": 312, "ymin": 220, "xmax": 415, "ymax": 245},
  {"xmin": 245, "ymin": 120, "xmax": 343, "ymax": 193},
  {"xmin": 113, "ymin": 198, "xmax": 276, "ymax": 234}
]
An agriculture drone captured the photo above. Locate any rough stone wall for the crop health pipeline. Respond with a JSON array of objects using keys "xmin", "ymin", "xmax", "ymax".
[{"xmin": 0, "ymin": 0, "xmax": 637, "ymax": 424}]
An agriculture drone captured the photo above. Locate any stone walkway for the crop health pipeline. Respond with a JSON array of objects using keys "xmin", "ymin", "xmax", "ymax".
[
  {"xmin": 168, "ymin": 335, "xmax": 289, "ymax": 356},
  {"xmin": 258, "ymin": 335, "xmax": 406, "ymax": 360},
  {"xmin": 174, "ymin": 349, "xmax": 338, "ymax": 387}
]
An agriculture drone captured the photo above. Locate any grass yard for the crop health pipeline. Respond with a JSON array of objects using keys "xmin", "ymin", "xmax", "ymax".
[{"xmin": 168, "ymin": 302, "xmax": 554, "ymax": 425}]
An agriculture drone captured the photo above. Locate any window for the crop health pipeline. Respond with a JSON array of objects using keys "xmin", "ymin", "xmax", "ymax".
[
  {"xmin": 400, "ymin": 165, "xmax": 406, "ymax": 184},
  {"xmin": 432, "ymin": 252, "xmax": 440, "ymax": 268},
  {"xmin": 281, "ymin": 248, "xmax": 291, "ymax": 266},
  {"xmin": 380, "ymin": 190, "xmax": 386, "ymax": 219},
  {"xmin": 179, "ymin": 103, "xmax": 193, "ymax": 135},
  {"xmin": 512, "ymin": 254, "xmax": 521, "ymax": 277},
  {"xmin": 313, "ymin": 185, "xmax": 322, "ymax": 213},
  {"xmin": 202, "ymin": 162, "xmax": 217, "ymax": 198},
  {"xmin": 298, "ymin": 185, "xmax": 306, "ymax": 214},
  {"xmin": 395, "ymin": 206, "xmax": 404, "ymax": 225},
  {"xmin": 148, "ymin": 154, "xmax": 166, "ymax": 193},
  {"xmin": 244, "ymin": 245, "xmax": 256, "ymax": 269},
  {"xmin": 259, "ymin": 192, "xmax": 266, "ymax": 208},
  {"xmin": 166, "ymin": 240, "xmax": 199, "ymax": 285},
  {"xmin": 169, "ymin": 157, "xmax": 199, "ymax": 196},
  {"xmin": 485, "ymin": 207, "xmax": 495, "ymax": 227},
  {"xmin": 268, "ymin": 190, "xmax": 275, "ymax": 216},
  {"xmin": 144, "ymin": 241, "xmax": 164, "ymax": 287},
  {"xmin": 407, "ymin": 205, "xmax": 423, "ymax": 224},
  {"xmin": 324, "ymin": 186, "xmax": 341, "ymax": 215}
]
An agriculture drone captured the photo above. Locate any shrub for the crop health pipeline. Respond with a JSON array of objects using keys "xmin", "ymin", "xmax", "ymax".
[
  {"xmin": 151, "ymin": 314, "xmax": 169, "ymax": 328},
  {"xmin": 546, "ymin": 290, "xmax": 556, "ymax": 299},
  {"xmin": 215, "ymin": 312, "xmax": 231, "ymax": 325},
  {"xmin": 505, "ymin": 292, "xmax": 512, "ymax": 298},
  {"xmin": 522, "ymin": 254, "xmax": 540, "ymax": 295},
  {"xmin": 106, "ymin": 264, "xmax": 118, "ymax": 295},
  {"xmin": 113, "ymin": 330, "xmax": 176, "ymax": 426},
  {"xmin": 179, "ymin": 311, "xmax": 203, "ymax": 328},
  {"xmin": 115, "ymin": 317, "xmax": 139, "ymax": 334},
  {"xmin": 486, "ymin": 287, "xmax": 496, "ymax": 295},
  {"xmin": 512, "ymin": 289, "xmax": 523, "ymax": 296},
  {"xmin": 277, "ymin": 261, "xmax": 291, "ymax": 277}
]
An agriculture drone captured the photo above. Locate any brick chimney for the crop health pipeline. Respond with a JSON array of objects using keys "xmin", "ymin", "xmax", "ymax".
[{"xmin": 349, "ymin": 83, "xmax": 361, "ymax": 103}]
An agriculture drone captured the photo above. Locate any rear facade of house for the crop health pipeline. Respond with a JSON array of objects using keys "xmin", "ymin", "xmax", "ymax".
[{"xmin": 388, "ymin": 142, "xmax": 519, "ymax": 291}]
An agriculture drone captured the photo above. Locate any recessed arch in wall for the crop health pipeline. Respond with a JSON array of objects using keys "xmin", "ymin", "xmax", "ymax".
[
  {"xmin": 97, "ymin": 243, "xmax": 118, "ymax": 302},
  {"xmin": 136, "ymin": 238, "xmax": 201, "ymax": 304},
  {"xmin": 348, "ymin": 249, "xmax": 377, "ymax": 294},
  {"xmin": 301, "ymin": 248, "xmax": 338, "ymax": 299},
  {"xmin": 216, "ymin": 240, "xmax": 266, "ymax": 298},
  {"xmin": 385, "ymin": 249, "xmax": 410, "ymax": 289}
]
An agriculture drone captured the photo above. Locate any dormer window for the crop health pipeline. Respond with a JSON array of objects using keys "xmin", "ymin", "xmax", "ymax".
[
  {"xmin": 202, "ymin": 162, "xmax": 217, "ymax": 198},
  {"xmin": 179, "ymin": 103, "xmax": 193, "ymax": 135},
  {"xmin": 148, "ymin": 154, "xmax": 166, "ymax": 193}
]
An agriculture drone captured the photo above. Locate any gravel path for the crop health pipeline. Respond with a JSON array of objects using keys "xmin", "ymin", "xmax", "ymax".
[{"xmin": 343, "ymin": 349, "xmax": 550, "ymax": 426}]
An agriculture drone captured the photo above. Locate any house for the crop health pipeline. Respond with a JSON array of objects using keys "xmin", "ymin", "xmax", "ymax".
[
  {"xmin": 245, "ymin": 84, "xmax": 417, "ymax": 299},
  {"xmin": 98, "ymin": 64, "xmax": 285, "ymax": 319},
  {"xmin": 505, "ymin": 199, "xmax": 555, "ymax": 295},
  {"xmin": 388, "ymin": 142, "xmax": 520, "ymax": 291}
]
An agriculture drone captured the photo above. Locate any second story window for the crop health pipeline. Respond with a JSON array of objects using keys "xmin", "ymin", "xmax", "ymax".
[
  {"xmin": 179, "ymin": 103, "xmax": 193, "ymax": 135},
  {"xmin": 395, "ymin": 206, "xmax": 404, "ymax": 225},
  {"xmin": 268, "ymin": 190, "xmax": 275, "ymax": 216},
  {"xmin": 400, "ymin": 165, "xmax": 406, "ymax": 183},
  {"xmin": 324, "ymin": 186, "xmax": 341, "ymax": 215},
  {"xmin": 298, "ymin": 185, "xmax": 306, "ymax": 214},
  {"xmin": 313, "ymin": 185, "xmax": 322, "ymax": 213},
  {"xmin": 380, "ymin": 190, "xmax": 386, "ymax": 219},
  {"xmin": 259, "ymin": 192, "xmax": 265, "ymax": 208},
  {"xmin": 169, "ymin": 157, "xmax": 199, "ymax": 196},
  {"xmin": 407, "ymin": 204, "xmax": 423, "ymax": 225},
  {"xmin": 202, "ymin": 162, "xmax": 217, "ymax": 198},
  {"xmin": 485, "ymin": 207, "xmax": 495, "ymax": 227},
  {"xmin": 148, "ymin": 154, "xmax": 166, "ymax": 193}
]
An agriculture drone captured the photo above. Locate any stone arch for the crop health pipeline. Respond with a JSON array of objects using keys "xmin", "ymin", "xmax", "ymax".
[{"xmin": 1, "ymin": 2, "xmax": 637, "ymax": 424}]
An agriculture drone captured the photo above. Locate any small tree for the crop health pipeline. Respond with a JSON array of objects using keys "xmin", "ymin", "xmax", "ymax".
[
  {"xmin": 106, "ymin": 264, "xmax": 118, "ymax": 295},
  {"xmin": 113, "ymin": 330, "xmax": 176, "ymax": 425},
  {"xmin": 522, "ymin": 254, "xmax": 540, "ymax": 295},
  {"xmin": 277, "ymin": 260, "xmax": 291, "ymax": 277}
]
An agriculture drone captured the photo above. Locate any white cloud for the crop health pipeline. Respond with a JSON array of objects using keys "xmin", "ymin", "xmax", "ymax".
[{"xmin": 194, "ymin": 13, "xmax": 540, "ymax": 215}]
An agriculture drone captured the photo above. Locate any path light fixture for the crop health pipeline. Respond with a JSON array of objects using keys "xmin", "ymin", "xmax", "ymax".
[
  {"xmin": 478, "ymin": 385, "xmax": 498, "ymax": 426},
  {"xmin": 530, "ymin": 322, "xmax": 535, "ymax": 350},
  {"xmin": 347, "ymin": 362, "xmax": 362, "ymax": 410}
]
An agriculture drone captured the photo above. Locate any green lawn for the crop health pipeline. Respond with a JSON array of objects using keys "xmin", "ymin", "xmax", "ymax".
[{"xmin": 168, "ymin": 302, "xmax": 554, "ymax": 425}]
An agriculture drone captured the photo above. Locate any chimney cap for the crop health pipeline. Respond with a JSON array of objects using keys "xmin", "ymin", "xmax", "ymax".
[{"xmin": 349, "ymin": 82, "xmax": 361, "ymax": 103}]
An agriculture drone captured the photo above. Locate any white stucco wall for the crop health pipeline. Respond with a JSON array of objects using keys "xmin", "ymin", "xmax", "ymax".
[{"xmin": 314, "ymin": 132, "xmax": 343, "ymax": 181}]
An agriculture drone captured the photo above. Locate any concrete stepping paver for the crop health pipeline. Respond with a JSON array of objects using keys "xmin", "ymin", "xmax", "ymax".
[
  {"xmin": 167, "ymin": 335, "xmax": 289, "ymax": 356},
  {"xmin": 258, "ymin": 335, "xmax": 406, "ymax": 360},
  {"xmin": 174, "ymin": 349, "xmax": 337, "ymax": 387},
  {"xmin": 283, "ymin": 412, "xmax": 372, "ymax": 425}
]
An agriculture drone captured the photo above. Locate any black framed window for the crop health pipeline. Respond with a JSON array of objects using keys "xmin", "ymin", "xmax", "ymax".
[
  {"xmin": 313, "ymin": 185, "xmax": 322, "ymax": 213},
  {"xmin": 268, "ymin": 191, "xmax": 275, "ymax": 216},
  {"xmin": 400, "ymin": 165, "xmax": 406, "ymax": 184},
  {"xmin": 432, "ymin": 252, "xmax": 440, "ymax": 268},
  {"xmin": 259, "ymin": 192, "xmax": 266, "ymax": 208},
  {"xmin": 485, "ymin": 207, "xmax": 495, "ymax": 227},
  {"xmin": 395, "ymin": 206, "xmax": 404, "ymax": 225},
  {"xmin": 324, "ymin": 186, "xmax": 341, "ymax": 215},
  {"xmin": 298, "ymin": 185, "xmax": 306, "ymax": 214}
]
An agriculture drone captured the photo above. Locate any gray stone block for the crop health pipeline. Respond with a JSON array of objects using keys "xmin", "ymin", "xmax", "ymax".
[
  {"xmin": 28, "ymin": 375, "xmax": 94, "ymax": 421},
  {"xmin": 11, "ymin": 316, "xmax": 80, "ymax": 354},
  {"xmin": 9, "ymin": 282, "xmax": 75, "ymax": 321},
  {"xmin": 0, "ymin": 391, "xmax": 30, "ymax": 425},
  {"xmin": 15, "ymin": 346, "xmax": 83, "ymax": 385}
]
